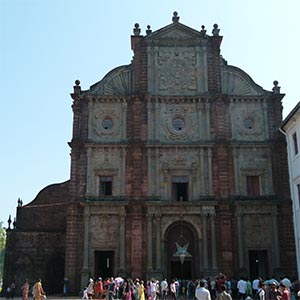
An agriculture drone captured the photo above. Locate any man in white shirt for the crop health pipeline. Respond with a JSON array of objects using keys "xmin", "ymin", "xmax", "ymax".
[
  {"xmin": 252, "ymin": 278, "xmax": 260, "ymax": 299},
  {"xmin": 237, "ymin": 277, "xmax": 247, "ymax": 300},
  {"xmin": 161, "ymin": 278, "xmax": 169, "ymax": 300},
  {"xmin": 195, "ymin": 280, "xmax": 211, "ymax": 300}
]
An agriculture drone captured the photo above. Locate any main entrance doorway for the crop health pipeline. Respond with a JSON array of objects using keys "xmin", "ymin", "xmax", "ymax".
[
  {"xmin": 165, "ymin": 221, "xmax": 198, "ymax": 280},
  {"xmin": 170, "ymin": 261, "xmax": 192, "ymax": 279},
  {"xmin": 94, "ymin": 251, "xmax": 114, "ymax": 278},
  {"xmin": 249, "ymin": 250, "xmax": 269, "ymax": 279}
]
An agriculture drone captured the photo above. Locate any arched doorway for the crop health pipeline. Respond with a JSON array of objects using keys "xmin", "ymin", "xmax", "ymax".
[{"xmin": 164, "ymin": 221, "xmax": 199, "ymax": 280}]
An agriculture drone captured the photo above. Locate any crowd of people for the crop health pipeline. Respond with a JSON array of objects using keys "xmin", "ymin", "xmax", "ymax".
[
  {"xmin": 5, "ymin": 278, "xmax": 46, "ymax": 300},
  {"xmin": 82, "ymin": 274, "xmax": 300, "ymax": 300}
]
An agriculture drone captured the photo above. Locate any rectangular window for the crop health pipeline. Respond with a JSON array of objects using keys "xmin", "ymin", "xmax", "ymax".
[
  {"xmin": 293, "ymin": 132, "xmax": 299, "ymax": 155},
  {"xmin": 246, "ymin": 176, "xmax": 260, "ymax": 196},
  {"xmin": 172, "ymin": 176, "xmax": 188, "ymax": 201},
  {"xmin": 99, "ymin": 176, "xmax": 113, "ymax": 196}
]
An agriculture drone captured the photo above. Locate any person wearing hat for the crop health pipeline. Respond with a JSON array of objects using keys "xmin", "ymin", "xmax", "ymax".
[
  {"xmin": 266, "ymin": 282, "xmax": 280, "ymax": 300},
  {"xmin": 279, "ymin": 283, "xmax": 290, "ymax": 300},
  {"xmin": 87, "ymin": 279, "xmax": 94, "ymax": 299}
]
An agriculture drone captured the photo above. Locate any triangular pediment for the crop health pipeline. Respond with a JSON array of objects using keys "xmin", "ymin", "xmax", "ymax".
[{"xmin": 146, "ymin": 22, "xmax": 205, "ymax": 41}]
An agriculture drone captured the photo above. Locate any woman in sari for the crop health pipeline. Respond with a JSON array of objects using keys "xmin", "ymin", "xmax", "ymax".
[
  {"xmin": 21, "ymin": 279, "xmax": 30, "ymax": 300},
  {"xmin": 33, "ymin": 278, "xmax": 45, "ymax": 300}
]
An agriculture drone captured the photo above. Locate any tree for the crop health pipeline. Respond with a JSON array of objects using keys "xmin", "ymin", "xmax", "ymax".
[{"xmin": 0, "ymin": 221, "xmax": 6, "ymax": 283}]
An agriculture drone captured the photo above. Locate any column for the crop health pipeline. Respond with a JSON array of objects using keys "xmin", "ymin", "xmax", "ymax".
[
  {"xmin": 147, "ymin": 148, "xmax": 153, "ymax": 195},
  {"xmin": 120, "ymin": 147, "xmax": 126, "ymax": 195},
  {"xmin": 155, "ymin": 149, "xmax": 160, "ymax": 196},
  {"xmin": 271, "ymin": 206, "xmax": 280, "ymax": 267},
  {"xmin": 200, "ymin": 148, "xmax": 204, "ymax": 194},
  {"xmin": 155, "ymin": 214, "xmax": 161, "ymax": 270},
  {"xmin": 233, "ymin": 148, "xmax": 239, "ymax": 195},
  {"xmin": 121, "ymin": 101, "xmax": 127, "ymax": 140},
  {"xmin": 210, "ymin": 213, "xmax": 217, "ymax": 269},
  {"xmin": 205, "ymin": 101, "xmax": 210, "ymax": 139},
  {"xmin": 81, "ymin": 206, "xmax": 90, "ymax": 290},
  {"xmin": 119, "ymin": 208, "xmax": 126, "ymax": 272},
  {"xmin": 147, "ymin": 214, "xmax": 153, "ymax": 270},
  {"xmin": 237, "ymin": 211, "xmax": 244, "ymax": 268},
  {"xmin": 202, "ymin": 212, "xmax": 208, "ymax": 269},
  {"xmin": 207, "ymin": 148, "xmax": 213, "ymax": 195}
]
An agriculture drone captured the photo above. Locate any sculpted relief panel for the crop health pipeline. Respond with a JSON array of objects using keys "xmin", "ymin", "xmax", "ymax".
[
  {"xmin": 230, "ymin": 101, "xmax": 268, "ymax": 141},
  {"xmin": 158, "ymin": 49, "xmax": 197, "ymax": 93},
  {"xmin": 161, "ymin": 103, "xmax": 198, "ymax": 142},
  {"xmin": 90, "ymin": 214, "xmax": 120, "ymax": 247},
  {"xmin": 147, "ymin": 46, "xmax": 207, "ymax": 95},
  {"xmin": 88, "ymin": 101, "xmax": 126, "ymax": 142}
]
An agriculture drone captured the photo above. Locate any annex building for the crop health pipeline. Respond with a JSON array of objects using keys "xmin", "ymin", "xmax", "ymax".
[{"xmin": 3, "ymin": 12, "xmax": 296, "ymax": 294}]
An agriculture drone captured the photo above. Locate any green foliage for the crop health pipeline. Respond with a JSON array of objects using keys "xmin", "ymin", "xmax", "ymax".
[{"xmin": 0, "ymin": 221, "xmax": 6, "ymax": 281}]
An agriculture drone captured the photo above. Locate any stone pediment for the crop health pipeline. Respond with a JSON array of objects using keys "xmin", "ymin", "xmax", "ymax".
[
  {"xmin": 221, "ymin": 64, "xmax": 270, "ymax": 96},
  {"xmin": 146, "ymin": 22, "xmax": 205, "ymax": 41},
  {"xmin": 87, "ymin": 65, "xmax": 132, "ymax": 96}
]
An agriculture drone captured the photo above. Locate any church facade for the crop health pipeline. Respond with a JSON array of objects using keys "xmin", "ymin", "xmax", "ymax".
[{"xmin": 3, "ymin": 12, "xmax": 296, "ymax": 294}]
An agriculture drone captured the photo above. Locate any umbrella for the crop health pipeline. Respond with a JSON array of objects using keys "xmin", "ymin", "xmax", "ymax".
[{"xmin": 114, "ymin": 277, "xmax": 124, "ymax": 285}]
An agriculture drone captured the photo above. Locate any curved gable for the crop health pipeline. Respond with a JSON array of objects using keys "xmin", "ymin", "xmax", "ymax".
[
  {"xmin": 88, "ymin": 65, "xmax": 132, "ymax": 96},
  {"xmin": 221, "ymin": 64, "xmax": 270, "ymax": 96}
]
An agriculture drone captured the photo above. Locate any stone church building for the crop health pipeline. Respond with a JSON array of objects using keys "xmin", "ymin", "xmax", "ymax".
[{"xmin": 3, "ymin": 12, "xmax": 296, "ymax": 294}]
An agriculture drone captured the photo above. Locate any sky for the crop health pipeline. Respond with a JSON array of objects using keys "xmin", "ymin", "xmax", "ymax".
[{"xmin": 0, "ymin": 0, "xmax": 299, "ymax": 226}]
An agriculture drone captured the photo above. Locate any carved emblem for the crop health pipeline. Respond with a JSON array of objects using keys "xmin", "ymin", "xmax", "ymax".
[
  {"xmin": 93, "ymin": 109, "xmax": 121, "ymax": 136},
  {"xmin": 236, "ymin": 110, "xmax": 263, "ymax": 136},
  {"xmin": 158, "ymin": 49, "xmax": 197, "ymax": 92}
]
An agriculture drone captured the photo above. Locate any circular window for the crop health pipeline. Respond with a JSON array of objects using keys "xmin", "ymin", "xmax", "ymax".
[
  {"xmin": 172, "ymin": 117, "xmax": 185, "ymax": 131},
  {"xmin": 243, "ymin": 117, "xmax": 255, "ymax": 130},
  {"xmin": 102, "ymin": 118, "xmax": 113, "ymax": 130}
]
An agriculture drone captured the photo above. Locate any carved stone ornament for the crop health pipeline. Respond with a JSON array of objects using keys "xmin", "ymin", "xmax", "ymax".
[
  {"xmin": 221, "ymin": 65, "xmax": 268, "ymax": 96},
  {"xmin": 237, "ymin": 110, "xmax": 263, "ymax": 136},
  {"xmin": 163, "ymin": 104, "xmax": 193, "ymax": 140},
  {"xmin": 89, "ymin": 65, "xmax": 132, "ymax": 96},
  {"xmin": 90, "ymin": 215, "xmax": 118, "ymax": 244},
  {"xmin": 158, "ymin": 49, "xmax": 197, "ymax": 93},
  {"xmin": 93, "ymin": 109, "xmax": 121, "ymax": 136}
]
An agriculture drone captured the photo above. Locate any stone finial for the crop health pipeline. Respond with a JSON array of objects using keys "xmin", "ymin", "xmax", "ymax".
[
  {"xmin": 133, "ymin": 23, "xmax": 141, "ymax": 36},
  {"xmin": 8, "ymin": 215, "xmax": 11, "ymax": 229},
  {"xmin": 73, "ymin": 79, "xmax": 81, "ymax": 94},
  {"xmin": 17, "ymin": 197, "xmax": 23, "ymax": 207},
  {"xmin": 172, "ymin": 11, "xmax": 180, "ymax": 23},
  {"xmin": 212, "ymin": 23, "xmax": 220, "ymax": 36},
  {"xmin": 13, "ymin": 218, "xmax": 16, "ymax": 229},
  {"xmin": 272, "ymin": 80, "xmax": 281, "ymax": 94},
  {"xmin": 200, "ymin": 25, "xmax": 207, "ymax": 37},
  {"xmin": 146, "ymin": 25, "xmax": 152, "ymax": 35}
]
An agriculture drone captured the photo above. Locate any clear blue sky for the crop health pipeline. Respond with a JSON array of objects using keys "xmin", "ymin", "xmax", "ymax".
[{"xmin": 0, "ymin": 0, "xmax": 299, "ymax": 225}]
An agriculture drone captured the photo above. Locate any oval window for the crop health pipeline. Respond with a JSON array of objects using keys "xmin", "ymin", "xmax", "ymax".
[
  {"xmin": 172, "ymin": 117, "xmax": 185, "ymax": 131},
  {"xmin": 102, "ymin": 118, "xmax": 113, "ymax": 130}
]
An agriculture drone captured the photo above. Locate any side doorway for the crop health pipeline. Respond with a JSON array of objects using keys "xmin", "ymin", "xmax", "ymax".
[{"xmin": 94, "ymin": 251, "xmax": 114, "ymax": 279}]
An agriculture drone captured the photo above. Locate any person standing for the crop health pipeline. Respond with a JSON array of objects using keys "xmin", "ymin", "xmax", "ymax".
[
  {"xmin": 32, "ymin": 279, "xmax": 45, "ymax": 300},
  {"xmin": 237, "ymin": 277, "xmax": 247, "ymax": 300},
  {"xmin": 95, "ymin": 278, "xmax": 104, "ymax": 299},
  {"xmin": 21, "ymin": 280, "xmax": 30, "ymax": 300},
  {"xmin": 170, "ymin": 280, "xmax": 177, "ymax": 300},
  {"xmin": 257, "ymin": 282, "xmax": 266, "ymax": 300},
  {"xmin": 279, "ymin": 283, "xmax": 290, "ymax": 300},
  {"xmin": 138, "ymin": 280, "xmax": 145, "ymax": 300},
  {"xmin": 195, "ymin": 280, "xmax": 211, "ymax": 300},
  {"xmin": 161, "ymin": 278, "xmax": 169, "ymax": 300},
  {"xmin": 87, "ymin": 278, "xmax": 94, "ymax": 300},
  {"xmin": 217, "ymin": 284, "xmax": 232, "ymax": 300}
]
